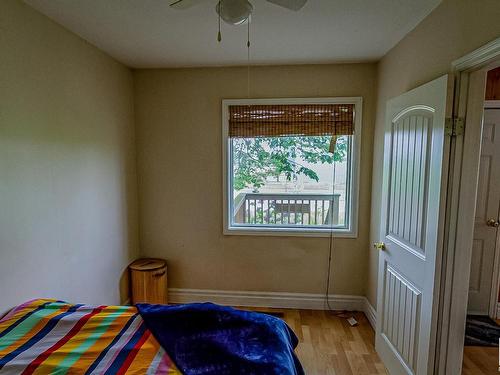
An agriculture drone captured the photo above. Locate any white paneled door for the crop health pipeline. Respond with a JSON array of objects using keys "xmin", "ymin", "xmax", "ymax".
[
  {"xmin": 467, "ymin": 107, "xmax": 500, "ymax": 316},
  {"xmin": 376, "ymin": 75, "xmax": 451, "ymax": 375}
]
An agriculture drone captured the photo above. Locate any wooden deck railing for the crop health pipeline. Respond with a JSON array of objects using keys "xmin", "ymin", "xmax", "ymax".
[{"xmin": 234, "ymin": 193, "xmax": 340, "ymax": 226}]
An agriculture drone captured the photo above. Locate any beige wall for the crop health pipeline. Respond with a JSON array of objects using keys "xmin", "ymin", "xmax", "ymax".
[
  {"xmin": 368, "ymin": 0, "xmax": 500, "ymax": 307},
  {"xmin": 5, "ymin": 0, "xmax": 498, "ymax": 313},
  {"xmin": 134, "ymin": 64, "xmax": 377, "ymax": 296},
  {"xmin": 0, "ymin": 0, "xmax": 138, "ymax": 312}
]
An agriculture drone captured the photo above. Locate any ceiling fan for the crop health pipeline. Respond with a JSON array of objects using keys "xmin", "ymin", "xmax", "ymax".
[{"xmin": 170, "ymin": 0, "xmax": 308, "ymax": 25}]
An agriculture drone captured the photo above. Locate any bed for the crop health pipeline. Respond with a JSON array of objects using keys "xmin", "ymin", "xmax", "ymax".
[
  {"xmin": 0, "ymin": 299, "xmax": 303, "ymax": 375},
  {"xmin": 0, "ymin": 299, "xmax": 180, "ymax": 374}
]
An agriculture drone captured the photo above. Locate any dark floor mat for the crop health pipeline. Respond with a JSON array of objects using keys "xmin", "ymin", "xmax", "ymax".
[{"xmin": 465, "ymin": 315, "xmax": 500, "ymax": 347}]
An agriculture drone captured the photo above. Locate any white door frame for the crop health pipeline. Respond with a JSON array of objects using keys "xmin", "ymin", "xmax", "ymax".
[{"xmin": 434, "ymin": 37, "xmax": 500, "ymax": 374}]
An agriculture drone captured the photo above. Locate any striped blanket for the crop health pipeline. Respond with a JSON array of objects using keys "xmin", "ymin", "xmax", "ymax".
[{"xmin": 0, "ymin": 299, "xmax": 181, "ymax": 374}]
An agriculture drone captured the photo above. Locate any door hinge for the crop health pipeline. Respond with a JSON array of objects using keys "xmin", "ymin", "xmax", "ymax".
[{"xmin": 445, "ymin": 117, "xmax": 464, "ymax": 137}]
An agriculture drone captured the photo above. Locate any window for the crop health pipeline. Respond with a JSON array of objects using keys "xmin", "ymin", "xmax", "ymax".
[{"xmin": 223, "ymin": 98, "xmax": 361, "ymax": 237}]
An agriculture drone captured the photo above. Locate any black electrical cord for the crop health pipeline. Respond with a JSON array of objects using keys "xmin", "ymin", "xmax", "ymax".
[
  {"xmin": 325, "ymin": 157, "xmax": 336, "ymax": 311},
  {"xmin": 325, "ymin": 138, "xmax": 353, "ymax": 319}
]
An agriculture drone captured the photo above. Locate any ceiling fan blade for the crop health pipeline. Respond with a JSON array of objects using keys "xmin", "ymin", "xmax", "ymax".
[
  {"xmin": 170, "ymin": 0, "xmax": 205, "ymax": 10},
  {"xmin": 266, "ymin": 0, "xmax": 307, "ymax": 11}
]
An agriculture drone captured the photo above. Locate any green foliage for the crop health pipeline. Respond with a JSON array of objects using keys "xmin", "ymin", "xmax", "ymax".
[{"xmin": 232, "ymin": 135, "xmax": 348, "ymax": 191}]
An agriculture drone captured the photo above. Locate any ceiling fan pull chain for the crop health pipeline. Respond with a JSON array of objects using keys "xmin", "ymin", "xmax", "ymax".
[
  {"xmin": 247, "ymin": 15, "xmax": 251, "ymax": 48},
  {"xmin": 217, "ymin": 1, "xmax": 222, "ymax": 42}
]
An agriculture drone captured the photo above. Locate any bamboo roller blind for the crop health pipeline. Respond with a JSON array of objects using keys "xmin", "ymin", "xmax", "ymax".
[{"xmin": 228, "ymin": 103, "xmax": 355, "ymax": 138}]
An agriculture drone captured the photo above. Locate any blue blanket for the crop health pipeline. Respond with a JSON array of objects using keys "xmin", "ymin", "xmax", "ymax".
[{"xmin": 136, "ymin": 302, "xmax": 304, "ymax": 375}]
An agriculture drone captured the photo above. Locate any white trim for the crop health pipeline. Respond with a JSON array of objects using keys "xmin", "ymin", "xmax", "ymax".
[
  {"xmin": 467, "ymin": 310, "xmax": 490, "ymax": 316},
  {"xmin": 436, "ymin": 69, "xmax": 485, "ymax": 375},
  {"xmin": 484, "ymin": 100, "xmax": 500, "ymax": 109},
  {"xmin": 488, "ymin": 205, "xmax": 500, "ymax": 319},
  {"xmin": 168, "ymin": 288, "xmax": 367, "ymax": 311},
  {"xmin": 168, "ymin": 288, "xmax": 378, "ymax": 329},
  {"xmin": 364, "ymin": 299, "xmax": 377, "ymax": 330},
  {"xmin": 436, "ymin": 39, "xmax": 500, "ymax": 374},
  {"xmin": 222, "ymin": 97, "xmax": 363, "ymax": 238},
  {"xmin": 392, "ymin": 104, "xmax": 435, "ymax": 122},
  {"xmin": 220, "ymin": 227, "xmax": 358, "ymax": 238},
  {"xmin": 452, "ymin": 37, "xmax": 500, "ymax": 71}
]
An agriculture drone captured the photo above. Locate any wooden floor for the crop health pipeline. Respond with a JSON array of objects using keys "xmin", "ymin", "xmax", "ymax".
[
  {"xmin": 244, "ymin": 307, "xmax": 500, "ymax": 374},
  {"xmin": 244, "ymin": 307, "xmax": 387, "ymax": 374},
  {"xmin": 463, "ymin": 345, "xmax": 499, "ymax": 374},
  {"xmin": 462, "ymin": 317, "xmax": 500, "ymax": 375}
]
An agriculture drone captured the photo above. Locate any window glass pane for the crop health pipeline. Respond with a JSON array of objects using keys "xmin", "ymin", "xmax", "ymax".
[{"xmin": 230, "ymin": 135, "xmax": 350, "ymax": 229}]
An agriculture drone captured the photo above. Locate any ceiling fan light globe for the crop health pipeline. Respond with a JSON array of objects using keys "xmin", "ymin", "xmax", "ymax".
[{"xmin": 216, "ymin": 0, "xmax": 253, "ymax": 25}]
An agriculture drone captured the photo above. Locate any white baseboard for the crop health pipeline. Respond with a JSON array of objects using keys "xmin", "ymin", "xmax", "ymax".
[
  {"xmin": 363, "ymin": 299, "xmax": 377, "ymax": 330},
  {"xmin": 168, "ymin": 288, "xmax": 377, "ymax": 327},
  {"xmin": 468, "ymin": 310, "xmax": 490, "ymax": 316}
]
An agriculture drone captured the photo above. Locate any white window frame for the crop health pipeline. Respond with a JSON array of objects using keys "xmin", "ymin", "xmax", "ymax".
[{"xmin": 222, "ymin": 97, "xmax": 362, "ymax": 238}]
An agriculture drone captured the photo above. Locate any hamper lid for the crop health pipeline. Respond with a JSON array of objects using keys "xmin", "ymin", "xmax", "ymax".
[{"xmin": 129, "ymin": 258, "xmax": 166, "ymax": 271}]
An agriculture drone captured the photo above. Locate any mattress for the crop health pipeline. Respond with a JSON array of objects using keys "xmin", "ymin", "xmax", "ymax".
[{"xmin": 0, "ymin": 299, "xmax": 181, "ymax": 374}]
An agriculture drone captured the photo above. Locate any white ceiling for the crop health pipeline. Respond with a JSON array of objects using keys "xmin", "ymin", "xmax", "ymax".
[{"xmin": 24, "ymin": 0, "xmax": 441, "ymax": 68}]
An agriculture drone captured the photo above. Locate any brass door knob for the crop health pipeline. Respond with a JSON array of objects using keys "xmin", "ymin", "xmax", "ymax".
[
  {"xmin": 374, "ymin": 242, "xmax": 386, "ymax": 250},
  {"xmin": 486, "ymin": 219, "xmax": 500, "ymax": 228}
]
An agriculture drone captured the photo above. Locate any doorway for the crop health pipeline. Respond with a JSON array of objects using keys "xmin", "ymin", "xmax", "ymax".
[
  {"xmin": 467, "ymin": 72, "xmax": 500, "ymax": 319},
  {"xmin": 460, "ymin": 67, "xmax": 500, "ymax": 374},
  {"xmin": 432, "ymin": 39, "xmax": 500, "ymax": 375}
]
